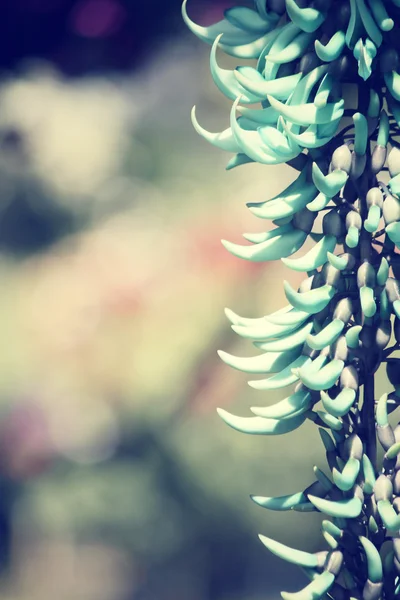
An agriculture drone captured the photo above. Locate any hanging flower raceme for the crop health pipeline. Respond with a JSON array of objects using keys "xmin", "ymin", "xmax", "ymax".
[{"xmin": 185, "ymin": 1, "xmax": 400, "ymax": 599}]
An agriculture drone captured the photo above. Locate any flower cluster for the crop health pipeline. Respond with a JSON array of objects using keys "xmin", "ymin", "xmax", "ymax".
[{"xmin": 184, "ymin": 0, "xmax": 400, "ymax": 599}]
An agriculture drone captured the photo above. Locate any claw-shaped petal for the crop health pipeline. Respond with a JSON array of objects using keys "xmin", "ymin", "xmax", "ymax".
[
  {"xmin": 283, "ymin": 281, "xmax": 336, "ymax": 314},
  {"xmin": 248, "ymin": 183, "xmax": 315, "ymax": 220},
  {"xmin": 251, "ymin": 390, "xmax": 312, "ymax": 418},
  {"xmin": 298, "ymin": 359, "xmax": 344, "ymax": 391},
  {"xmin": 258, "ymin": 124, "xmax": 301, "ymax": 159},
  {"xmin": 266, "ymin": 308, "xmax": 311, "ymax": 326},
  {"xmin": 232, "ymin": 317, "xmax": 305, "ymax": 341},
  {"xmin": 285, "ymin": 0, "xmax": 325, "ymax": 33},
  {"xmin": 181, "ymin": 0, "xmax": 258, "ymax": 45},
  {"xmin": 377, "ymin": 499, "xmax": 400, "ymax": 531},
  {"xmin": 267, "ymin": 31, "xmax": 315, "ymax": 64},
  {"xmin": 236, "ymin": 104, "xmax": 280, "ymax": 125},
  {"xmin": 307, "ymin": 495, "xmax": 362, "ymax": 518},
  {"xmin": 267, "ymin": 95, "xmax": 344, "ymax": 126},
  {"xmin": 224, "ymin": 6, "xmax": 275, "ymax": 33},
  {"xmin": 360, "ymin": 536, "xmax": 383, "ymax": 584},
  {"xmin": 327, "ymin": 252, "xmax": 351, "ymax": 270},
  {"xmin": 217, "ymin": 407, "xmax": 307, "ymax": 435},
  {"xmin": 282, "ymin": 235, "xmax": 337, "ymax": 272},
  {"xmin": 248, "ymin": 355, "xmax": 311, "ymax": 390},
  {"xmin": 282, "ymin": 121, "xmax": 337, "ymax": 149},
  {"xmin": 312, "ymin": 163, "xmax": 348, "ymax": 196},
  {"xmin": 357, "ymin": 0, "xmax": 383, "ymax": 47},
  {"xmin": 219, "ymin": 28, "xmax": 284, "ymax": 60},
  {"xmin": 258, "ymin": 534, "xmax": 319, "ymax": 568},
  {"xmin": 218, "ymin": 347, "xmax": 301, "ymax": 374},
  {"xmin": 225, "ymin": 153, "xmax": 254, "ymax": 170},
  {"xmin": 234, "ymin": 69, "xmax": 302, "ymax": 100},
  {"xmin": 230, "ymin": 98, "xmax": 298, "ymax": 164},
  {"xmin": 315, "ymin": 31, "xmax": 346, "ymax": 62},
  {"xmin": 210, "ymin": 36, "xmax": 268, "ymax": 103},
  {"xmin": 281, "ymin": 571, "xmax": 335, "ymax": 600},
  {"xmin": 362, "ymin": 455, "xmax": 376, "ymax": 494},
  {"xmin": 224, "ymin": 307, "xmax": 275, "ymax": 327},
  {"xmin": 191, "ymin": 106, "xmax": 241, "ymax": 152},
  {"xmin": 316, "ymin": 410, "xmax": 343, "ymax": 431},
  {"xmin": 255, "ymin": 321, "xmax": 313, "ymax": 351},
  {"xmin": 222, "ymin": 226, "xmax": 307, "ymax": 262},
  {"xmin": 251, "ymin": 491, "xmax": 307, "ymax": 511},
  {"xmin": 332, "ymin": 457, "xmax": 360, "ymax": 491},
  {"xmin": 307, "ymin": 319, "xmax": 345, "ymax": 350},
  {"xmin": 321, "ymin": 388, "xmax": 356, "ymax": 417}
]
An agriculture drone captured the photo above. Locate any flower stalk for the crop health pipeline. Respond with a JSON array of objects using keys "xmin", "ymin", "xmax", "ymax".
[{"xmin": 184, "ymin": 0, "xmax": 400, "ymax": 598}]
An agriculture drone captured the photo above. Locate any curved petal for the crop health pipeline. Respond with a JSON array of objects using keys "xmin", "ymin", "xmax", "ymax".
[
  {"xmin": 255, "ymin": 321, "xmax": 313, "ymax": 351},
  {"xmin": 307, "ymin": 319, "xmax": 345, "ymax": 350},
  {"xmin": 285, "ymin": 0, "xmax": 325, "ymax": 33},
  {"xmin": 267, "ymin": 94, "xmax": 344, "ymax": 126},
  {"xmin": 234, "ymin": 69, "xmax": 302, "ymax": 100},
  {"xmin": 281, "ymin": 571, "xmax": 335, "ymax": 600},
  {"xmin": 332, "ymin": 456, "xmax": 360, "ymax": 491},
  {"xmin": 307, "ymin": 192, "xmax": 331, "ymax": 211},
  {"xmin": 182, "ymin": 0, "xmax": 258, "ymax": 45},
  {"xmin": 232, "ymin": 317, "xmax": 305, "ymax": 341},
  {"xmin": 217, "ymin": 346, "xmax": 301, "ymax": 374},
  {"xmin": 222, "ymin": 226, "xmax": 307, "ymax": 262},
  {"xmin": 224, "ymin": 6, "xmax": 273, "ymax": 33},
  {"xmin": 217, "ymin": 407, "xmax": 307, "ymax": 434},
  {"xmin": 236, "ymin": 104, "xmax": 279, "ymax": 125},
  {"xmin": 315, "ymin": 30, "xmax": 346, "ymax": 62},
  {"xmin": 248, "ymin": 354, "xmax": 311, "ymax": 390},
  {"xmin": 251, "ymin": 491, "xmax": 307, "ymax": 511},
  {"xmin": 210, "ymin": 36, "xmax": 267, "ymax": 103},
  {"xmin": 281, "ymin": 235, "xmax": 337, "ymax": 272},
  {"xmin": 267, "ymin": 31, "xmax": 315, "ymax": 64},
  {"xmin": 248, "ymin": 186, "xmax": 315, "ymax": 219},
  {"xmin": 251, "ymin": 390, "xmax": 312, "ymax": 418},
  {"xmin": 258, "ymin": 534, "xmax": 319, "ymax": 568},
  {"xmin": 282, "ymin": 121, "xmax": 335, "ymax": 149},
  {"xmin": 360, "ymin": 537, "xmax": 383, "ymax": 584},
  {"xmin": 258, "ymin": 124, "xmax": 301, "ymax": 159},
  {"xmin": 307, "ymin": 495, "xmax": 362, "ymax": 518},
  {"xmin": 219, "ymin": 28, "xmax": 282, "ymax": 59},
  {"xmin": 321, "ymin": 388, "xmax": 356, "ymax": 418},
  {"xmin": 230, "ymin": 98, "xmax": 288, "ymax": 164},
  {"xmin": 283, "ymin": 281, "xmax": 336, "ymax": 313},
  {"xmin": 298, "ymin": 358, "xmax": 344, "ymax": 391},
  {"xmin": 191, "ymin": 106, "xmax": 241, "ymax": 152},
  {"xmin": 311, "ymin": 163, "xmax": 348, "ymax": 196}
]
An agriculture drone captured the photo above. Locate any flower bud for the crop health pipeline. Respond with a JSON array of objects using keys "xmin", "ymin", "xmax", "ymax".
[{"xmin": 331, "ymin": 144, "xmax": 352, "ymax": 173}]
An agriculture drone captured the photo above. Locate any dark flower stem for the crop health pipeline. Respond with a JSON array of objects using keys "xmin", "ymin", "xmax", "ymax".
[{"xmin": 363, "ymin": 371, "xmax": 377, "ymax": 474}]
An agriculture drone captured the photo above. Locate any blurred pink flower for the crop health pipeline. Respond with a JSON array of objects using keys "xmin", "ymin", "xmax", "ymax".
[
  {"xmin": 70, "ymin": 0, "xmax": 126, "ymax": 38},
  {"xmin": 0, "ymin": 400, "xmax": 54, "ymax": 480}
]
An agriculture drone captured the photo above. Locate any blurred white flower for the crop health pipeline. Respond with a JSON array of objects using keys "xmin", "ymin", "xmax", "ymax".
[{"xmin": 0, "ymin": 67, "xmax": 133, "ymax": 200}]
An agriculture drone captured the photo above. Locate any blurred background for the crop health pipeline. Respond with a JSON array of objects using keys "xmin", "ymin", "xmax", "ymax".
[{"xmin": 0, "ymin": 1, "xmax": 389, "ymax": 599}]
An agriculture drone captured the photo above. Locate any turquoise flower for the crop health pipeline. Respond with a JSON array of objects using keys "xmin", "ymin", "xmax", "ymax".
[{"xmin": 185, "ymin": 1, "xmax": 400, "ymax": 598}]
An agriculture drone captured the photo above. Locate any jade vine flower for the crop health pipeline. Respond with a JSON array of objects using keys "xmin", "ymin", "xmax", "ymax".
[{"xmin": 184, "ymin": 1, "xmax": 400, "ymax": 598}]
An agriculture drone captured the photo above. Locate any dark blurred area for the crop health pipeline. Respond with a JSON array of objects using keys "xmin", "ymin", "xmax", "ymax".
[
  {"xmin": 0, "ymin": 1, "xmax": 349, "ymax": 599},
  {"xmin": 1, "ymin": 0, "xmax": 223, "ymax": 75},
  {"xmin": 2, "ymin": 0, "xmax": 174, "ymax": 75}
]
